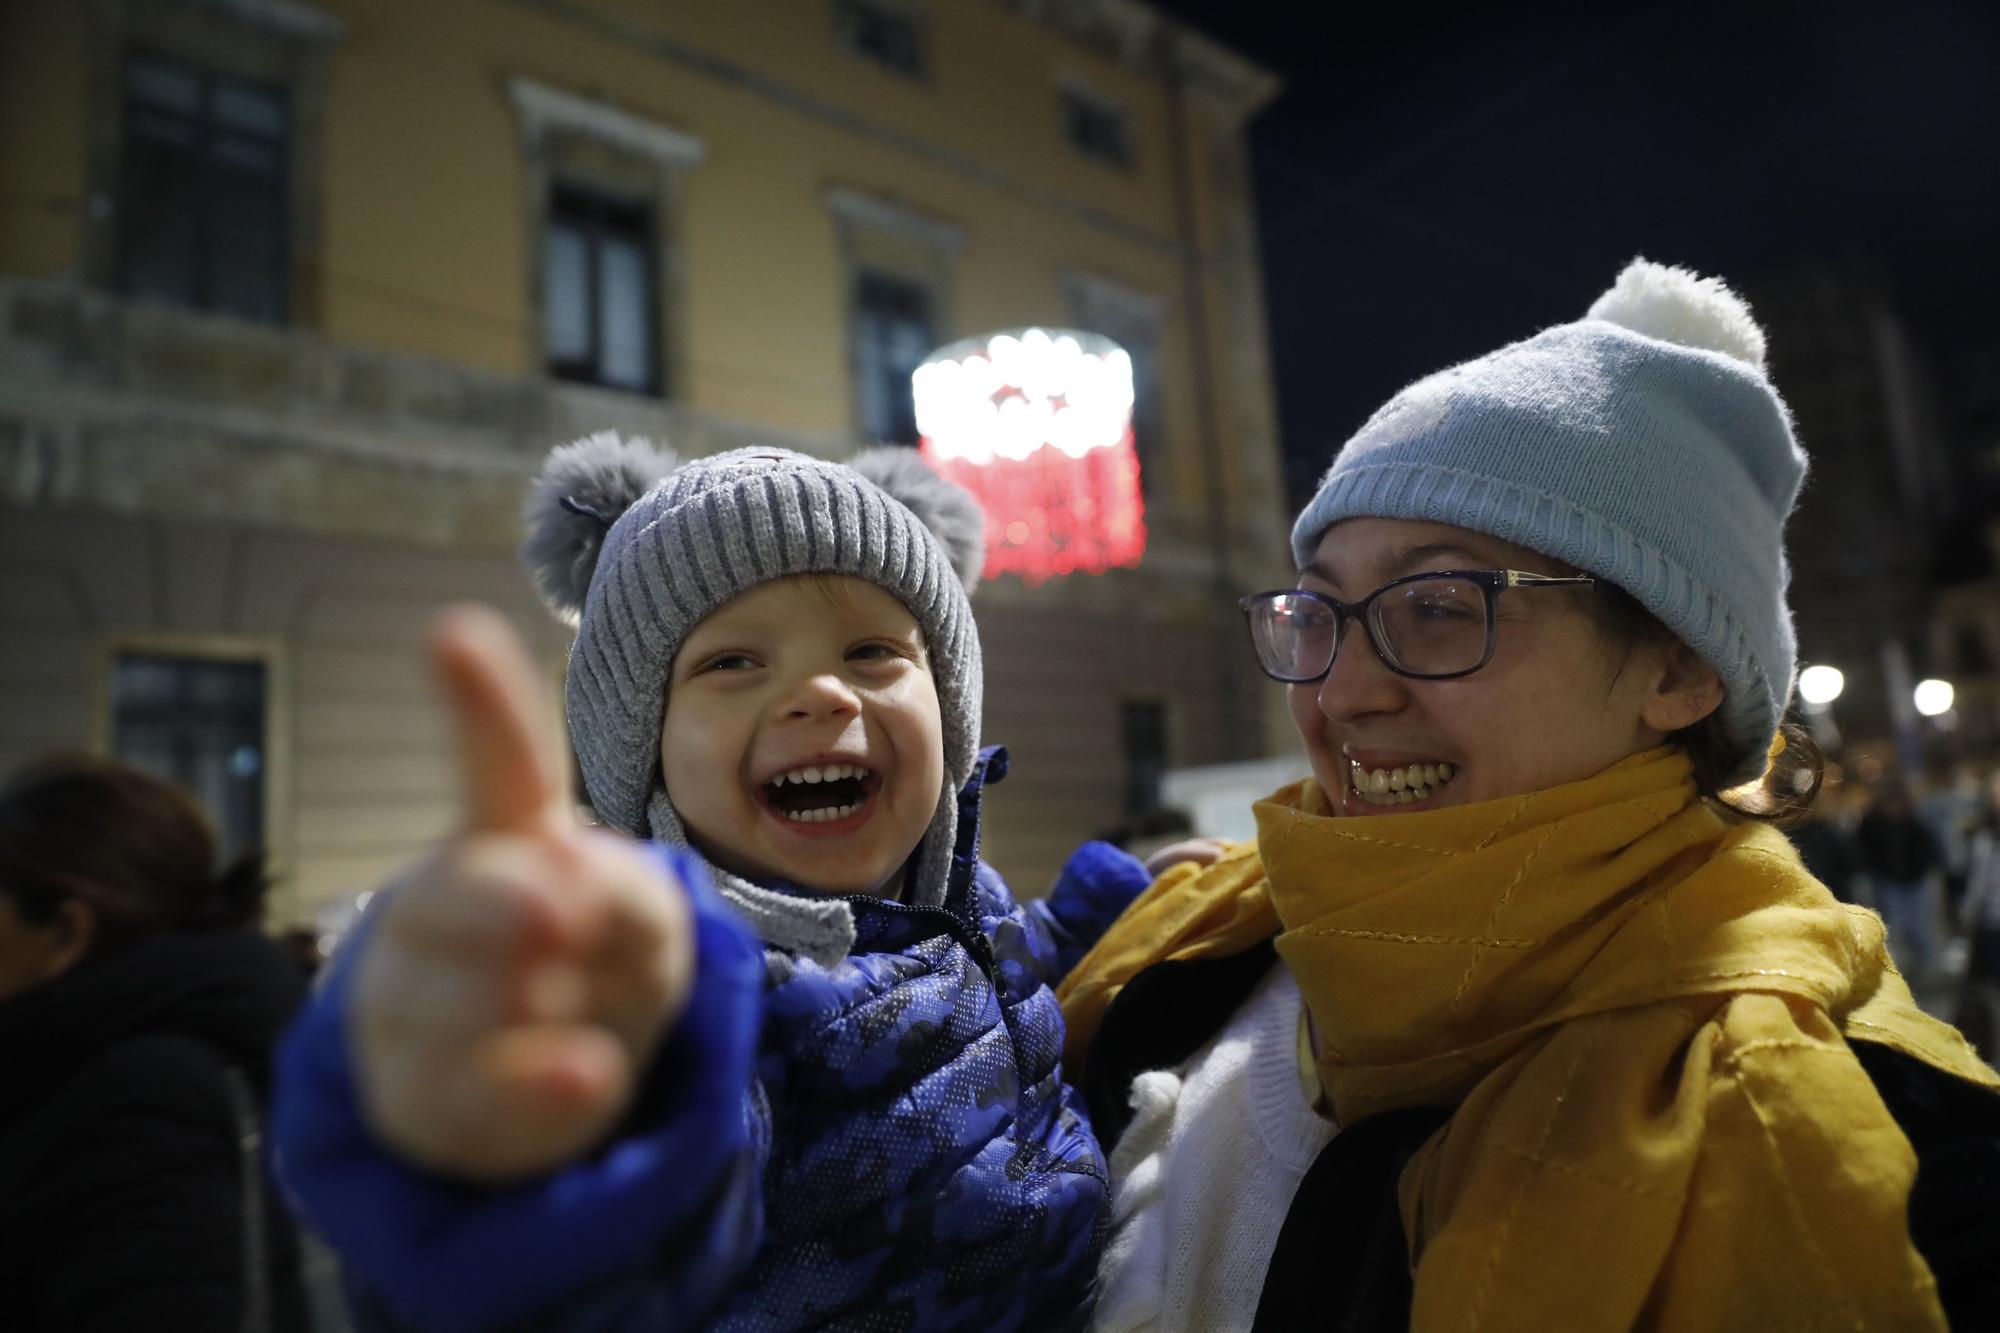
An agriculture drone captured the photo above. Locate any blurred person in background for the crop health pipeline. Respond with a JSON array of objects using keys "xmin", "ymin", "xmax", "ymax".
[
  {"xmin": 1859, "ymin": 782, "xmax": 1945, "ymax": 981},
  {"xmin": 1957, "ymin": 770, "xmax": 2000, "ymax": 1061},
  {"xmin": 1926, "ymin": 763, "xmax": 1991, "ymax": 920},
  {"xmin": 0, "ymin": 755, "xmax": 310, "ymax": 1332},
  {"xmin": 1787, "ymin": 767, "xmax": 1863, "ymax": 904}
]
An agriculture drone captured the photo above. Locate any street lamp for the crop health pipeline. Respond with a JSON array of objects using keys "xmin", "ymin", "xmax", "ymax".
[
  {"xmin": 1798, "ymin": 665, "xmax": 1845, "ymax": 707},
  {"xmin": 1913, "ymin": 678, "xmax": 1955, "ymax": 718},
  {"xmin": 1796, "ymin": 663, "xmax": 1846, "ymax": 750}
]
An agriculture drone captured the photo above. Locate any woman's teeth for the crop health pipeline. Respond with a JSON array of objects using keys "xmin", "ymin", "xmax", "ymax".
[{"xmin": 1348, "ymin": 760, "xmax": 1456, "ymax": 806}]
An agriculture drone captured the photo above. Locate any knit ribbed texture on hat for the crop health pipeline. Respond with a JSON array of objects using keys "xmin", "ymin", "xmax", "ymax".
[
  {"xmin": 561, "ymin": 449, "xmax": 982, "ymax": 958},
  {"xmin": 1291, "ymin": 262, "xmax": 1807, "ymax": 786}
]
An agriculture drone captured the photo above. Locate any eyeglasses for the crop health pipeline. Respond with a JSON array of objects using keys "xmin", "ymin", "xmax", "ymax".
[{"xmin": 1238, "ymin": 569, "xmax": 1596, "ymax": 683}]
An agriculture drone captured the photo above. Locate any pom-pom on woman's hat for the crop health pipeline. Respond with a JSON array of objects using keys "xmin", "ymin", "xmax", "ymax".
[
  {"xmin": 521, "ymin": 440, "xmax": 986, "ymax": 945},
  {"xmin": 1291, "ymin": 259, "xmax": 1808, "ymax": 785}
]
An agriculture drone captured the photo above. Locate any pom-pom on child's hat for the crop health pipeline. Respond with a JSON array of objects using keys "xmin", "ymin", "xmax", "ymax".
[
  {"xmin": 521, "ymin": 441, "xmax": 986, "ymax": 951},
  {"xmin": 1291, "ymin": 259, "xmax": 1808, "ymax": 786}
]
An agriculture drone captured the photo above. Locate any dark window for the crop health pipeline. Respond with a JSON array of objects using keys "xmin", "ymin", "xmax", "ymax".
[
  {"xmin": 544, "ymin": 185, "xmax": 659, "ymax": 395},
  {"xmin": 1121, "ymin": 700, "xmax": 1169, "ymax": 818},
  {"xmin": 1956, "ymin": 623, "xmax": 1995, "ymax": 675},
  {"xmin": 1062, "ymin": 89, "xmax": 1133, "ymax": 168},
  {"xmin": 110, "ymin": 653, "xmax": 268, "ymax": 863},
  {"xmin": 835, "ymin": 0, "xmax": 924, "ymax": 78},
  {"xmin": 1123, "ymin": 332, "xmax": 1163, "ymax": 496},
  {"xmin": 117, "ymin": 51, "xmax": 290, "ymax": 324},
  {"xmin": 854, "ymin": 270, "xmax": 934, "ymax": 444}
]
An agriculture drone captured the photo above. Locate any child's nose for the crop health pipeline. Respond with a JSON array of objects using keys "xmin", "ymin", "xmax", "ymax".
[{"xmin": 780, "ymin": 671, "xmax": 862, "ymax": 720}]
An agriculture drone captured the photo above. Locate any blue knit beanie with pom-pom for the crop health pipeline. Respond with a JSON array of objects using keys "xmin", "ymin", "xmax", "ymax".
[{"xmin": 1292, "ymin": 259, "xmax": 1808, "ymax": 786}]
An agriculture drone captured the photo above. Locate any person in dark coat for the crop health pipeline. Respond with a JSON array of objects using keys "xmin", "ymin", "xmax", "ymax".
[
  {"xmin": 1789, "ymin": 807, "xmax": 1862, "ymax": 903},
  {"xmin": 1858, "ymin": 783, "xmax": 1945, "ymax": 977},
  {"xmin": 0, "ymin": 755, "xmax": 309, "ymax": 1333}
]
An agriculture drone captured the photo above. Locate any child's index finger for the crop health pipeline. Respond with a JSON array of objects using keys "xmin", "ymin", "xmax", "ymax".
[{"xmin": 429, "ymin": 604, "xmax": 570, "ymax": 838}]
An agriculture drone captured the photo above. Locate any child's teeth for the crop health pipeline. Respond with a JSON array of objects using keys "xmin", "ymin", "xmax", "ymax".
[{"xmin": 784, "ymin": 800, "xmax": 863, "ymax": 824}]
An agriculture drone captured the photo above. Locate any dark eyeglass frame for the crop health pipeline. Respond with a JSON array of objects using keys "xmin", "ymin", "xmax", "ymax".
[{"xmin": 1237, "ymin": 568, "xmax": 1597, "ymax": 684}]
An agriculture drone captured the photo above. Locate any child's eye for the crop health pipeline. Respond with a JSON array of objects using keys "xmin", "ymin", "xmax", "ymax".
[
  {"xmin": 699, "ymin": 652, "xmax": 758, "ymax": 673},
  {"xmin": 848, "ymin": 639, "xmax": 915, "ymax": 664}
]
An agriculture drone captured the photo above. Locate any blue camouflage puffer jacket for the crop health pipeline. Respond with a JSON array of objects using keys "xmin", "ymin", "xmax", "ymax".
[{"xmin": 274, "ymin": 748, "xmax": 1147, "ymax": 1332}]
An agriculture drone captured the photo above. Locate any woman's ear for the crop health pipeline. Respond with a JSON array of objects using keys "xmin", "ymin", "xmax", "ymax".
[
  {"xmin": 38, "ymin": 898, "xmax": 97, "ymax": 983},
  {"xmin": 1641, "ymin": 642, "xmax": 1725, "ymax": 735}
]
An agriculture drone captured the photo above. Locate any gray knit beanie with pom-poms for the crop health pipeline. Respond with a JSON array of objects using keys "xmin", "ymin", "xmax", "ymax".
[{"xmin": 522, "ymin": 438, "xmax": 987, "ymax": 963}]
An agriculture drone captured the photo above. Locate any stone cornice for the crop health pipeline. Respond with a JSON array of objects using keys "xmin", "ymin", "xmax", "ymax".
[
  {"xmin": 991, "ymin": 0, "xmax": 1281, "ymax": 127},
  {"xmin": 506, "ymin": 77, "xmax": 708, "ymax": 169},
  {"xmin": 824, "ymin": 185, "xmax": 969, "ymax": 254},
  {"xmin": 177, "ymin": 0, "xmax": 347, "ymax": 44},
  {"xmin": 1061, "ymin": 266, "xmax": 1167, "ymax": 330}
]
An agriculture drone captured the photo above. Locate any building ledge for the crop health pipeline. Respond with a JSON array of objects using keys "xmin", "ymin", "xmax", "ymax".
[
  {"xmin": 0, "ymin": 280, "xmax": 1274, "ymax": 599},
  {"xmin": 0, "ymin": 280, "xmax": 847, "ymax": 549}
]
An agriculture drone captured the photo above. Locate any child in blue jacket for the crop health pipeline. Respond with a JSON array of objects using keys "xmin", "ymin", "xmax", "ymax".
[{"xmin": 273, "ymin": 440, "xmax": 1146, "ymax": 1331}]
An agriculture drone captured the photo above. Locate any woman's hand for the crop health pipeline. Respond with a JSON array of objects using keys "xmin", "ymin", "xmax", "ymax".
[{"xmin": 351, "ymin": 606, "xmax": 696, "ymax": 1182}]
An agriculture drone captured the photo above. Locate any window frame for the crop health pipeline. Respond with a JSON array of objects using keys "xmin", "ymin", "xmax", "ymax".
[
  {"xmin": 1059, "ymin": 85, "xmax": 1136, "ymax": 170},
  {"xmin": 91, "ymin": 633, "xmax": 290, "ymax": 898},
  {"xmin": 115, "ymin": 47, "xmax": 293, "ymax": 324},
  {"xmin": 542, "ymin": 182, "xmax": 663, "ymax": 397},
  {"xmin": 833, "ymin": 0, "xmax": 929, "ymax": 81},
  {"xmin": 851, "ymin": 267, "xmax": 937, "ymax": 446},
  {"xmin": 825, "ymin": 186, "xmax": 961, "ymax": 447},
  {"xmin": 81, "ymin": 0, "xmax": 340, "ymax": 328},
  {"xmin": 508, "ymin": 78, "xmax": 704, "ymax": 405},
  {"xmin": 1063, "ymin": 269, "xmax": 1169, "ymax": 496}
]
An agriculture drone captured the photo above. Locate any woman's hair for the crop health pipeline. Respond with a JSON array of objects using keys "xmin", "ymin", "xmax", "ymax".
[
  {"xmin": 1584, "ymin": 583, "xmax": 1822, "ymax": 823},
  {"xmin": 0, "ymin": 754, "xmax": 268, "ymax": 960}
]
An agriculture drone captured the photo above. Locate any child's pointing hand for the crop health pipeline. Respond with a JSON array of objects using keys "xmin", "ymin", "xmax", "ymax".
[{"xmin": 352, "ymin": 605, "xmax": 696, "ymax": 1181}]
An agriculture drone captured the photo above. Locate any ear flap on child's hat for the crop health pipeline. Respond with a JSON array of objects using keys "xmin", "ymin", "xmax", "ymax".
[
  {"xmin": 847, "ymin": 447, "xmax": 987, "ymax": 594},
  {"xmin": 521, "ymin": 432, "xmax": 678, "ymax": 624}
]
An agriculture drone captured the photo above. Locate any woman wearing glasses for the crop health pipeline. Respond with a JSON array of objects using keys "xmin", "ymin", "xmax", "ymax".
[{"xmin": 1055, "ymin": 261, "xmax": 2000, "ymax": 1331}]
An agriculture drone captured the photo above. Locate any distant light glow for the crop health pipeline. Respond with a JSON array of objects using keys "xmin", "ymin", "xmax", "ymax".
[
  {"xmin": 1913, "ymin": 678, "xmax": 1955, "ymax": 717},
  {"xmin": 914, "ymin": 327, "xmax": 1146, "ymax": 585},
  {"xmin": 1797, "ymin": 664, "xmax": 1845, "ymax": 706}
]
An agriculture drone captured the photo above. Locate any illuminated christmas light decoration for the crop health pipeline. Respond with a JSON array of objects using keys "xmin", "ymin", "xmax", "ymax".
[{"xmin": 914, "ymin": 327, "xmax": 1146, "ymax": 586}]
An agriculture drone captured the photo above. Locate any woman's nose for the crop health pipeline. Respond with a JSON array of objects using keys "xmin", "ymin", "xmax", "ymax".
[{"xmin": 1313, "ymin": 621, "xmax": 1406, "ymax": 721}]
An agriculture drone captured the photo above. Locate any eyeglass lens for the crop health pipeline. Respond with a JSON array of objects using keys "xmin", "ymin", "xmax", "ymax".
[{"xmin": 1250, "ymin": 575, "xmax": 1491, "ymax": 680}]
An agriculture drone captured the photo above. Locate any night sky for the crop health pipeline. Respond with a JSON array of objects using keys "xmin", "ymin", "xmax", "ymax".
[{"xmin": 1150, "ymin": 0, "xmax": 2000, "ymax": 506}]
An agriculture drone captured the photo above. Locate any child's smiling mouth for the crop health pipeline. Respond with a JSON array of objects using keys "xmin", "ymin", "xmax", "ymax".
[{"xmin": 756, "ymin": 760, "xmax": 882, "ymax": 831}]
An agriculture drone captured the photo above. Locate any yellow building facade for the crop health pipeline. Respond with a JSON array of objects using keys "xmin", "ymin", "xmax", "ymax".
[{"xmin": 0, "ymin": 0, "xmax": 1291, "ymax": 923}]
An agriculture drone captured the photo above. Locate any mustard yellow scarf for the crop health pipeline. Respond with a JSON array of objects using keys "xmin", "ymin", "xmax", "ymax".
[{"xmin": 1058, "ymin": 749, "xmax": 1999, "ymax": 1331}]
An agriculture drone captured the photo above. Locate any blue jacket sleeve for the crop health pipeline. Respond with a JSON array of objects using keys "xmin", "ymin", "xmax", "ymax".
[
  {"xmin": 1018, "ymin": 841, "xmax": 1154, "ymax": 987},
  {"xmin": 271, "ymin": 846, "xmax": 768, "ymax": 1333}
]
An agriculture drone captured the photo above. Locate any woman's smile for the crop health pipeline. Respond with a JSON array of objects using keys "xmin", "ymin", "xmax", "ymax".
[{"xmin": 1342, "ymin": 754, "xmax": 1460, "ymax": 813}]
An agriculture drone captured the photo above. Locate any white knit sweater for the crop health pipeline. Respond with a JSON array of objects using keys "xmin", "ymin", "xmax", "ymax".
[{"xmin": 1092, "ymin": 965, "xmax": 1339, "ymax": 1332}]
